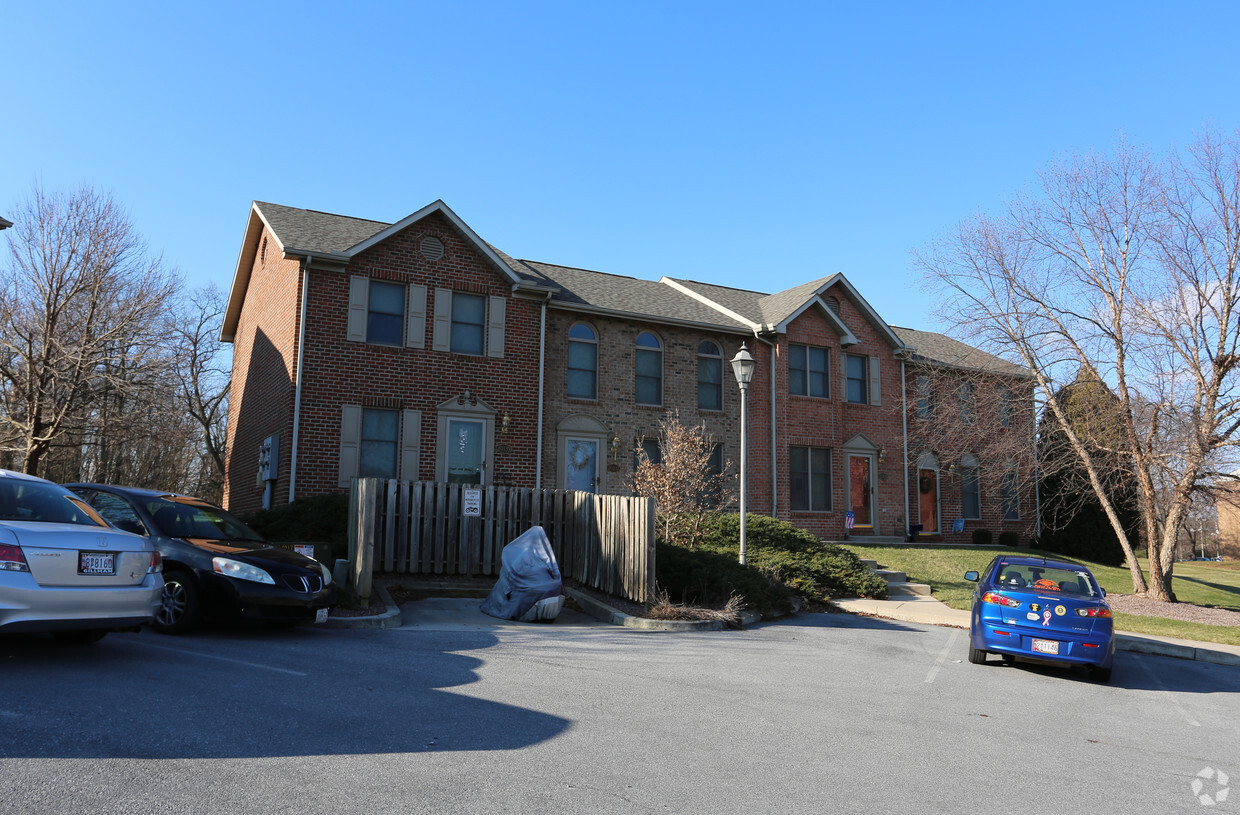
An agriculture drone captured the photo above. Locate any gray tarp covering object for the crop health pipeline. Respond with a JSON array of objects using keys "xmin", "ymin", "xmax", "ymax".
[{"xmin": 480, "ymin": 526, "xmax": 564, "ymax": 622}]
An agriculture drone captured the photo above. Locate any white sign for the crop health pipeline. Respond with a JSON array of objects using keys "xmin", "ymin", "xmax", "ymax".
[{"xmin": 463, "ymin": 489, "xmax": 482, "ymax": 517}]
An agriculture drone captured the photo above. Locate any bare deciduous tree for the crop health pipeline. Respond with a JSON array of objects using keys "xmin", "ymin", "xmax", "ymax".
[
  {"xmin": 0, "ymin": 185, "xmax": 180, "ymax": 475},
  {"xmin": 918, "ymin": 133, "xmax": 1240, "ymax": 601},
  {"xmin": 170, "ymin": 285, "xmax": 231, "ymax": 501},
  {"xmin": 631, "ymin": 413, "xmax": 734, "ymax": 549}
]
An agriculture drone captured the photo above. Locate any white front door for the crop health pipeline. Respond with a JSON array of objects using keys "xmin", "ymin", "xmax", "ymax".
[{"xmin": 564, "ymin": 438, "xmax": 599, "ymax": 493}]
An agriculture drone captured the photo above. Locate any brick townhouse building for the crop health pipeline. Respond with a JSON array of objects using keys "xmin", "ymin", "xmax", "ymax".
[{"xmin": 221, "ymin": 199, "xmax": 1037, "ymax": 543}]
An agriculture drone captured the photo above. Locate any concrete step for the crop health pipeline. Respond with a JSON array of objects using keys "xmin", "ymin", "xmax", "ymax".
[
  {"xmin": 859, "ymin": 558, "xmax": 880, "ymax": 570},
  {"xmin": 886, "ymin": 581, "xmax": 933, "ymax": 597},
  {"xmin": 874, "ymin": 569, "xmax": 907, "ymax": 584}
]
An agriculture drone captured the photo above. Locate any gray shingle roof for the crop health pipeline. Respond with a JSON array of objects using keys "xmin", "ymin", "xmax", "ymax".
[
  {"xmin": 516, "ymin": 261, "xmax": 751, "ymax": 331},
  {"xmin": 255, "ymin": 202, "xmax": 389, "ymax": 255},
  {"xmin": 667, "ymin": 276, "xmax": 841, "ymax": 327},
  {"xmin": 893, "ymin": 326, "xmax": 1031, "ymax": 377}
]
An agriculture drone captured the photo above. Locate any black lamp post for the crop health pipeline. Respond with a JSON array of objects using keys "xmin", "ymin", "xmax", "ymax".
[{"xmin": 731, "ymin": 343, "xmax": 756, "ymax": 565}]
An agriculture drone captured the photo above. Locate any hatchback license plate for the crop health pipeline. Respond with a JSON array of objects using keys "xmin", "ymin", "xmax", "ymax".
[
  {"xmin": 79, "ymin": 552, "xmax": 115, "ymax": 575},
  {"xmin": 1032, "ymin": 638, "xmax": 1059, "ymax": 655}
]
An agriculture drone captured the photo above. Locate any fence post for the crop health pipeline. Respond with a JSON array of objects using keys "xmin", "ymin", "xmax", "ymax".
[{"xmin": 351, "ymin": 477, "xmax": 376, "ymax": 602}]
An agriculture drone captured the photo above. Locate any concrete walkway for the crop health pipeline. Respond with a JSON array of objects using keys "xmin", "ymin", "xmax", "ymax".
[{"xmin": 833, "ymin": 595, "xmax": 1240, "ymax": 668}]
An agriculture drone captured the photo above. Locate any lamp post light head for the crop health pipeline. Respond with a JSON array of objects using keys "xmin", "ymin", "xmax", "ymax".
[{"xmin": 731, "ymin": 343, "xmax": 756, "ymax": 390}]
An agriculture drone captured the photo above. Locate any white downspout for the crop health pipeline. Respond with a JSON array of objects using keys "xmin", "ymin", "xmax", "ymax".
[
  {"xmin": 901, "ymin": 356, "xmax": 910, "ymax": 541},
  {"xmin": 536, "ymin": 293, "xmax": 551, "ymax": 489},
  {"xmin": 288, "ymin": 263, "xmax": 310, "ymax": 504}
]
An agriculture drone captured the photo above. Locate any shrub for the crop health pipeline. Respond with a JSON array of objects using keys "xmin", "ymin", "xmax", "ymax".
[
  {"xmin": 972, "ymin": 528, "xmax": 994, "ymax": 546},
  {"xmin": 243, "ymin": 494, "xmax": 350, "ymax": 565},
  {"xmin": 656, "ymin": 513, "xmax": 888, "ymax": 613},
  {"xmin": 998, "ymin": 531, "xmax": 1020, "ymax": 547}
]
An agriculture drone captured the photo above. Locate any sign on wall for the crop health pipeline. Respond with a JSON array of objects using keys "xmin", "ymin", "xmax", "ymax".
[{"xmin": 463, "ymin": 488, "xmax": 482, "ymax": 517}]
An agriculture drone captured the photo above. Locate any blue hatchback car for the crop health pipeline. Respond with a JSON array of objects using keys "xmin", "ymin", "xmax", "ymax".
[{"xmin": 965, "ymin": 555, "xmax": 1115, "ymax": 682}]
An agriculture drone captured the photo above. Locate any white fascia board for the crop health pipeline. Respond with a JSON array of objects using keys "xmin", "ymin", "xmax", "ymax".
[
  {"xmin": 221, "ymin": 203, "xmax": 282, "ymax": 343},
  {"xmin": 658, "ymin": 277, "xmax": 762, "ymax": 331},
  {"xmin": 774, "ymin": 295, "xmax": 860, "ymax": 345},
  {"xmin": 826, "ymin": 273, "xmax": 906, "ymax": 350},
  {"xmin": 344, "ymin": 199, "xmax": 523, "ymax": 285},
  {"xmin": 548, "ymin": 301, "xmax": 750, "ymax": 335}
]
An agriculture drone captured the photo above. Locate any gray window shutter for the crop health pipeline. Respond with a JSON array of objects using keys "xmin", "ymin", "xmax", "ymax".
[
  {"xmin": 841, "ymin": 351, "xmax": 849, "ymax": 401},
  {"xmin": 487, "ymin": 296, "xmax": 506, "ymax": 359},
  {"xmin": 338, "ymin": 405, "xmax": 362, "ymax": 488},
  {"xmin": 869, "ymin": 356, "xmax": 882, "ymax": 406},
  {"xmin": 406, "ymin": 284, "xmax": 427, "ymax": 349},
  {"xmin": 432, "ymin": 288, "xmax": 452, "ymax": 352},
  {"xmin": 347, "ymin": 276, "xmax": 369, "ymax": 343},
  {"xmin": 400, "ymin": 410, "xmax": 421, "ymax": 481}
]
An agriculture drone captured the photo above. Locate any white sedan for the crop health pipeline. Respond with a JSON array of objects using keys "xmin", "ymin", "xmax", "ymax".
[{"xmin": 0, "ymin": 470, "xmax": 162, "ymax": 644}]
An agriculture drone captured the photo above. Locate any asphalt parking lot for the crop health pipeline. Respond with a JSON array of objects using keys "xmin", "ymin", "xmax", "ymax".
[{"xmin": 1, "ymin": 605, "xmax": 1236, "ymax": 815}]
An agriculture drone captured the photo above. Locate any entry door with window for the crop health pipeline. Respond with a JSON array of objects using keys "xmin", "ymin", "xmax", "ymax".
[
  {"xmin": 564, "ymin": 438, "xmax": 599, "ymax": 493},
  {"xmin": 446, "ymin": 419, "xmax": 486, "ymax": 485},
  {"xmin": 918, "ymin": 468, "xmax": 939, "ymax": 534},
  {"xmin": 848, "ymin": 455, "xmax": 873, "ymax": 528}
]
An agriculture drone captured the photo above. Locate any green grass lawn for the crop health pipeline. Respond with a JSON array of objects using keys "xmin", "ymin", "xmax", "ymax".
[{"xmin": 841, "ymin": 544, "xmax": 1240, "ymax": 647}]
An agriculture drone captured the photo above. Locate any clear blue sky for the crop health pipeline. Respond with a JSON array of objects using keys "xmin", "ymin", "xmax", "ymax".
[{"xmin": 5, "ymin": 1, "xmax": 1239, "ymax": 331}]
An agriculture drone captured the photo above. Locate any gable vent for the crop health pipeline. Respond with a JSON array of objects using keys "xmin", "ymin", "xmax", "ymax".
[
  {"xmin": 421, "ymin": 236, "xmax": 445, "ymax": 261},
  {"xmin": 825, "ymin": 296, "xmax": 841, "ymax": 315}
]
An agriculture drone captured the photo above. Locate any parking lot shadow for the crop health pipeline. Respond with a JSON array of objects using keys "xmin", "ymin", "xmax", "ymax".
[{"xmin": 0, "ymin": 627, "xmax": 571, "ymax": 760}]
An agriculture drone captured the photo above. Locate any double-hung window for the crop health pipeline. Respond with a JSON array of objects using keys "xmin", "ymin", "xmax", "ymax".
[
  {"xmin": 790, "ymin": 446, "xmax": 831, "ymax": 511},
  {"xmin": 1001, "ymin": 460, "xmax": 1020, "ymax": 520},
  {"xmin": 568, "ymin": 323, "xmax": 598, "ymax": 399},
  {"xmin": 360, "ymin": 409, "xmax": 400, "ymax": 479},
  {"xmin": 845, "ymin": 354, "xmax": 868, "ymax": 404},
  {"xmin": 790, "ymin": 344, "xmax": 829, "ymax": 398},
  {"xmin": 698, "ymin": 342, "xmax": 723, "ymax": 410},
  {"xmin": 960, "ymin": 455, "xmax": 980, "ymax": 520},
  {"xmin": 635, "ymin": 332, "xmax": 663, "ymax": 406},
  {"xmin": 451, "ymin": 293, "xmax": 486, "ymax": 355},
  {"xmin": 367, "ymin": 282, "xmax": 405, "ymax": 345}
]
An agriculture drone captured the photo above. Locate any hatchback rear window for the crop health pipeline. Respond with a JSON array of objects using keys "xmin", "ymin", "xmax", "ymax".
[{"xmin": 994, "ymin": 563, "xmax": 1099, "ymax": 597}]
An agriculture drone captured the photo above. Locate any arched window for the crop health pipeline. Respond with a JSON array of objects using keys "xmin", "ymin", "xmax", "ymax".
[
  {"xmin": 567, "ymin": 323, "xmax": 598, "ymax": 399},
  {"xmin": 635, "ymin": 332, "xmax": 663, "ymax": 405},
  {"xmin": 697, "ymin": 341, "xmax": 723, "ymax": 410},
  {"xmin": 960, "ymin": 454, "xmax": 980, "ymax": 520}
]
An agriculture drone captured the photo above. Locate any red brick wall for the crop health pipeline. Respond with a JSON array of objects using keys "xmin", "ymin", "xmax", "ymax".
[
  {"xmin": 541, "ymin": 311, "xmax": 748, "ymax": 492},
  {"xmin": 223, "ymin": 225, "xmax": 301, "ymax": 514},
  {"xmin": 284, "ymin": 212, "xmax": 543, "ymax": 502}
]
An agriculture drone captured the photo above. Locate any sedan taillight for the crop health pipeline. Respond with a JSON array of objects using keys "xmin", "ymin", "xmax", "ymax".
[
  {"xmin": 1076, "ymin": 606, "xmax": 1112, "ymax": 618},
  {"xmin": 981, "ymin": 591, "xmax": 1022, "ymax": 608},
  {"xmin": 148, "ymin": 551, "xmax": 163, "ymax": 574},
  {"xmin": 0, "ymin": 544, "xmax": 30, "ymax": 572}
]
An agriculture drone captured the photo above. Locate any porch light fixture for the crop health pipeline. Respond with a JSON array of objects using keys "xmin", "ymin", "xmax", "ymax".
[
  {"xmin": 879, "ymin": 446, "xmax": 886, "ymax": 464},
  {"xmin": 501, "ymin": 412, "xmax": 510, "ymax": 433},
  {"xmin": 731, "ymin": 343, "xmax": 756, "ymax": 565}
]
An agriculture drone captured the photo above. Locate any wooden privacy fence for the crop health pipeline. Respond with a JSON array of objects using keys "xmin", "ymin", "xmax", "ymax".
[{"xmin": 350, "ymin": 479, "xmax": 656, "ymax": 603}]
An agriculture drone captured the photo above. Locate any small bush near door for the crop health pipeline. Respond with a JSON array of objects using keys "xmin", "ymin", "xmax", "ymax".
[{"xmin": 972, "ymin": 528, "xmax": 994, "ymax": 547}]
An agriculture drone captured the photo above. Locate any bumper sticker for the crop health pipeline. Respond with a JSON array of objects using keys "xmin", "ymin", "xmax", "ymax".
[
  {"xmin": 1055, "ymin": 605, "xmax": 1067, "ymax": 617},
  {"xmin": 1026, "ymin": 612, "xmax": 1039, "ymax": 621},
  {"xmin": 1042, "ymin": 609, "xmax": 1053, "ymax": 627}
]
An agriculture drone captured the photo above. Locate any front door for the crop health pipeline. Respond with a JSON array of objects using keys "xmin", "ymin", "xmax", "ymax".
[
  {"xmin": 918, "ymin": 468, "xmax": 939, "ymax": 534},
  {"xmin": 565, "ymin": 438, "xmax": 599, "ymax": 493},
  {"xmin": 848, "ymin": 455, "xmax": 873, "ymax": 529},
  {"xmin": 445, "ymin": 419, "xmax": 486, "ymax": 485}
]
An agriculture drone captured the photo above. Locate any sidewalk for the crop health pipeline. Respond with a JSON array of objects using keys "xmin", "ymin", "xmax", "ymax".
[{"xmin": 832, "ymin": 595, "xmax": 1240, "ymax": 668}]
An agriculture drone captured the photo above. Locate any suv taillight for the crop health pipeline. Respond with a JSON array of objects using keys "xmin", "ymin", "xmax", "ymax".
[
  {"xmin": 0, "ymin": 544, "xmax": 30, "ymax": 572},
  {"xmin": 148, "ymin": 551, "xmax": 162, "ymax": 574}
]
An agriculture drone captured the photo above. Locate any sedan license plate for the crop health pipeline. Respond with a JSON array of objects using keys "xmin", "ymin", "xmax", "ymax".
[
  {"xmin": 315, "ymin": 607, "xmax": 329, "ymax": 624},
  {"xmin": 1031, "ymin": 638, "xmax": 1060, "ymax": 655},
  {"xmin": 79, "ymin": 551, "xmax": 115, "ymax": 575}
]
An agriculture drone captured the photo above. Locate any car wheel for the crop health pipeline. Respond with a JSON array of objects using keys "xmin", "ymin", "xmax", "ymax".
[
  {"xmin": 156, "ymin": 570, "xmax": 202, "ymax": 634},
  {"xmin": 52, "ymin": 629, "xmax": 108, "ymax": 645},
  {"xmin": 1090, "ymin": 665, "xmax": 1113, "ymax": 683},
  {"xmin": 968, "ymin": 644, "xmax": 988, "ymax": 664}
]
